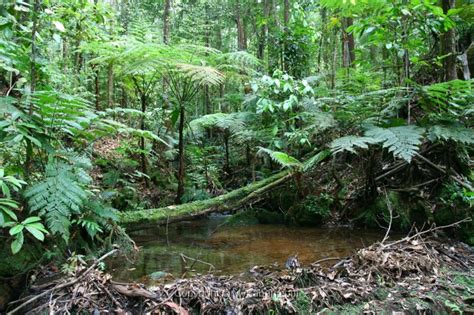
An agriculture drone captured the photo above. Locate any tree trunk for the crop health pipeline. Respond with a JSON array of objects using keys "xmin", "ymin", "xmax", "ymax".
[
  {"xmin": 284, "ymin": 0, "xmax": 290, "ymax": 26},
  {"xmin": 107, "ymin": 63, "xmax": 114, "ymax": 108},
  {"xmin": 258, "ymin": 0, "xmax": 270, "ymax": 61},
  {"xmin": 140, "ymin": 93, "xmax": 148, "ymax": 183},
  {"xmin": 95, "ymin": 68, "xmax": 100, "ymax": 110},
  {"xmin": 176, "ymin": 105, "xmax": 186, "ymax": 204},
  {"xmin": 224, "ymin": 133, "xmax": 230, "ymax": 173},
  {"xmin": 163, "ymin": 0, "xmax": 171, "ymax": 44},
  {"xmin": 30, "ymin": 0, "xmax": 39, "ymax": 95},
  {"xmin": 341, "ymin": 17, "xmax": 355, "ymax": 68},
  {"xmin": 235, "ymin": 0, "xmax": 247, "ymax": 50},
  {"xmin": 25, "ymin": 0, "xmax": 40, "ymax": 179},
  {"xmin": 442, "ymin": 0, "xmax": 457, "ymax": 81}
]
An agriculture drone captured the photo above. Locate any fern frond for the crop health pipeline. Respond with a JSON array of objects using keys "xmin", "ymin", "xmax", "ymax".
[
  {"xmin": 25, "ymin": 160, "xmax": 89, "ymax": 242},
  {"xmin": 330, "ymin": 136, "xmax": 379, "ymax": 154},
  {"xmin": 365, "ymin": 125, "xmax": 424, "ymax": 162},
  {"xmin": 257, "ymin": 147, "xmax": 302, "ymax": 169},
  {"xmin": 428, "ymin": 125, "xmax": 474, "ymax": 144},
  {"xmin": 176, "ymin": 63, "xmax": 224, "ymax": 86}
]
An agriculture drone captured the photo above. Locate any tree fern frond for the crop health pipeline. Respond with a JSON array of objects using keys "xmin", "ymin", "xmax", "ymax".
[
  {"xmin": 428, "ymin": 125, "xmax": 474, "ymax": 144},
  {"xmin": 365, "ymin": 125, "xmax": 424, "ymax": 162},
  {"xmin": 176, "ymin": 63, "xmax": 224, "ymax": 86},
  {"xmin": 257, "ymin": 147, "xmax": 302, "ymax": 169},
  {"xmin": 330, "ymin": 136, "xmax": 379, "ymax": 154}
]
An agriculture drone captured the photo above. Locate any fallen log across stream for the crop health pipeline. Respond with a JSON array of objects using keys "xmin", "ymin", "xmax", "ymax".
[{"xmin": 120, "ymin": 169, "xmax": 292, "ymax": 225}]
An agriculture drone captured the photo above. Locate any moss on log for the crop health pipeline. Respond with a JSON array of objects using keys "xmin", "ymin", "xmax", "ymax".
[{"xmin": 119, "ymin": 170, "xmax": 293, "ymax": 225}]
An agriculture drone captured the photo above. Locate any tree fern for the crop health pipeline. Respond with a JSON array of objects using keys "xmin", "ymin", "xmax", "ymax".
[
  {"xmin": 25, "ymin": 160, "xmax": 90, "ymax": 241},
  {"xmin": 365, "ymin": 126, "xmax": 424, "ymax": 162},
  {"xmin": 190, "ymin": 112, "xmax": 253, "ymax": 138}
]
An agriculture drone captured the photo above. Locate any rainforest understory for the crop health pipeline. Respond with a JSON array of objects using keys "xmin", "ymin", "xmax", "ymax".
[{"xmin": 0, "ymin": 0, "xmax": 473, "ymax": 313}]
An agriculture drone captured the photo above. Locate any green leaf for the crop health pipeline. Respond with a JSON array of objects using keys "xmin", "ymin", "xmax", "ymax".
[
  {"xmin": 22, "ymin": 216, "xmax": 42, "ymax": 224},
  {"xmin": 9, "ymin": 224, "xmax": 24, "ymax": 235},
  {"xmin": 11, "ymin": 232, "xmax": 24, "ymax": 254},
  {"xmin": 1, "ymin": 205, "xmax": 18, "ymax": 221},
  {"xmin": 25, "ymin": 226, "xmax": 45, "ymax": 241}
]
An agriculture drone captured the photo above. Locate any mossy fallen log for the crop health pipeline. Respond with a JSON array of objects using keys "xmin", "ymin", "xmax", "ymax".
[{"xmin": 119, "ymin": 170, "xmax": 293, "ymax": 225}]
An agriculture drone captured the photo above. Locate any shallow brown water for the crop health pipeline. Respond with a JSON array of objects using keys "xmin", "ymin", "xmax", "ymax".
[{"xmin": 109, "ymin": 215, "xmax": 385, "ymax": 283}]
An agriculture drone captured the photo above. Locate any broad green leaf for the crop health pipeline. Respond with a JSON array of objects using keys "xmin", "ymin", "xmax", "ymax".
[
  {"xmin": 25, "ymin": 226, "xmax": 45, "ymax": 241},
  {"xmin": 11, "ymin": 232, "xmax": 24, "ymax": 254}
]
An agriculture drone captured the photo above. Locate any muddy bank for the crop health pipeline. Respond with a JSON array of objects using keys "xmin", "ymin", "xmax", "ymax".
[{"xmin": 6, "ymin": 227, "xmax": 474, "ymax": 314}]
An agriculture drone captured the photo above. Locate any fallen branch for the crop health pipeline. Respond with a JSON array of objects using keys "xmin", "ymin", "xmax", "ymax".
[{"xmin": 415, "ymin": 153, "xmax": 473, "ymax": 191}]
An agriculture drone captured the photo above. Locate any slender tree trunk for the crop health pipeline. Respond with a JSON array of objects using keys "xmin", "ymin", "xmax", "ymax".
[
  {"xmin": 224, "ymin": 133, "xmax": 230, "ymax": 173},
  {"xmin": 30, "ymin": 0, "xmax": 39, "ymax": 96},
  {"xmin": 94, "ymin": 68, "xmax": 100, "ymax": 110},
  {"xmin": 121, "ymin": 84, "xmax": 127, "ymax": 108},
  {"xmin": 163, "ymin": 0, "xmax": 171, "ymax": 44},
  {"xmin": 107, "ymin": 63, "xmax": 114, "ymax": 108},
  {"xmin": 442, "ymin": 0, "xmax": 457, "ymax": 81},
  {"xmin": 235, "ymin": 0, "xmax": 247, "ymax": 50},
  {"xmin": 140, "ymin": 93, "xmax": 148, "ymax": 184},
  {"xmin": 257, "ymin": 0, "xmax": 270, "ymax": 61},
  {"xmin": 341, "ymin": 17, "xmax": 355, "ymax": 68},
  {"xmin": 317, "ymin": 7, "xmax": 327, "ymax": 72},
  {"xmin": 176, "ymin": 105, "xmax": 186, "ymax": 204},
  {"xmin": 25, "ymin": 0, "xmax": 40, "ymax": 179},
  {"xmin": 284, "ymin": 0, "xmax": 290, "ymax": 26},
  {"xmin": 216, "ymin": 26, "xmax": 223, "ymax": 50},
  {"xmin": 331, "ymin": 33, "xmax": 338, "ymax": 89}
]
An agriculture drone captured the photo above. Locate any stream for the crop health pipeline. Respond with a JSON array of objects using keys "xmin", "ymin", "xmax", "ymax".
[{"xmin": 109, "ymin": 214, "xmax": 386, "ymax": 283}]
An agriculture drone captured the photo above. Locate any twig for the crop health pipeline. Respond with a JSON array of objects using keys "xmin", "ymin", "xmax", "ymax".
[
  {"xmin": 381, "ymin": 189, "xmax": 393, "ymax": 245},
  {"xmin": 313, "ymin": 257, "xmax": 346, "ymax": 265},
  {"xmin": 7, "ymin": 249, "xmax": 117, "ymax": 315},
  {"xmin": 180, "ymin": 253, "xmax": 215, "ymax": 271},
  {"xmin": 382, "ymin": 218, "xmax": 471, "ymax": 249}
]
